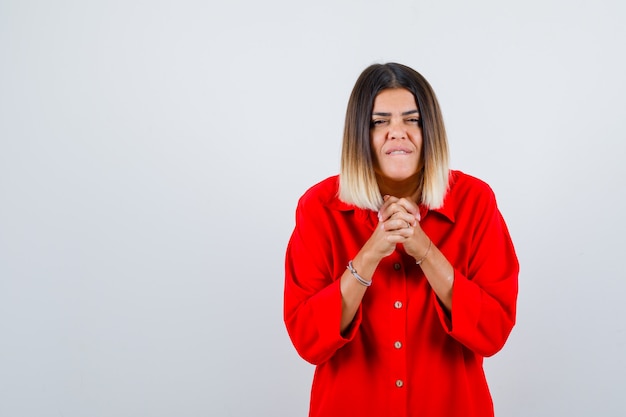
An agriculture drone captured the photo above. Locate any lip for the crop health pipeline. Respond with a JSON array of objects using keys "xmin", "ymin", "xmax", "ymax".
[{"xmin": 385, "ymin": 147, "xmax": 412, "ymax": 155}]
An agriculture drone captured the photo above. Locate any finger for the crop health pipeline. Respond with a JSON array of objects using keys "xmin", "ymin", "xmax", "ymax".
[
  {"xmin": 396, "ymin": 208, "xmax": 419, "ymax": 226},
  {"xmin": 382, "ymin": 216, "xmax": 414, "ymax": 232},
  {"xmin": 379, "ymin": 200, "xmax": 408, "ymax": 222},
  {"xmin": 384, "ymin": 227, "xmax": 415, "ymax": 243},
  {"xmin": 378, "ymin": 196, "xmax": 398, "ymax": 218},
  {"xmin": 393, "ymin": 197, "xmax": 420, "ymax": 218},
  {"xmin": 384, "ymin": 201, "xmax": 419, "ymax": 227}
]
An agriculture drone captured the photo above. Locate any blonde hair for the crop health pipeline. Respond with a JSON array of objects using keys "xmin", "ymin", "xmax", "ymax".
[{"xmin": 339, "ymin": 63, "xmax": 450, "ymax": 211}]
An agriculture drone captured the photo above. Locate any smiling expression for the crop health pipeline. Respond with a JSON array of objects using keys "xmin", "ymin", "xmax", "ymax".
[{"xmin": 370, "ymin": 88, "xmax": 423, "ymax": 186}]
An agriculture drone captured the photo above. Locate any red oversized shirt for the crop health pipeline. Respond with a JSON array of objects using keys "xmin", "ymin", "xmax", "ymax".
[{"xmin": 284, "ymin": 170, "xmax": 519, "ymax": 417}]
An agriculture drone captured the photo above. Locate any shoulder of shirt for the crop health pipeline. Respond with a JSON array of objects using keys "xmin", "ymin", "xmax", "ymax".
[
  {"xmin": 297, "ymin": 175, "xmax": 353, "ymax": 211},
  {"xmin": 445, "ymin": 170, "xmax": 497, "ymax": 207},
  {"xmin": 432, "ymin": 170, "xmax": 497, "ymax": 222},
  {"xmin": 449, "ymin": 170, "xmax": 493, "ymax": 194}
]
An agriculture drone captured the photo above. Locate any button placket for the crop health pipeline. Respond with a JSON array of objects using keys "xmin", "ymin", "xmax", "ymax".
[{"xmin": 388, "ymin": 256, "xmax": 407, "ymax": 404}]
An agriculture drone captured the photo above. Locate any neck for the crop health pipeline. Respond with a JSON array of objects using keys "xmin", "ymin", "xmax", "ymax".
[{"xmin": 377, "ymin": 174, "xmax": 421, "ymax": 202}]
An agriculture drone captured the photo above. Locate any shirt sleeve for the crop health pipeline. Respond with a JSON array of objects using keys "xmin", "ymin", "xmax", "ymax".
[
  {"xmin": 433, "ymin": 186, "xmax": 519, "ymax": 357},
  {"xmin": 283, "ymin": 194, "xmax": 362, "ymax": 365}
]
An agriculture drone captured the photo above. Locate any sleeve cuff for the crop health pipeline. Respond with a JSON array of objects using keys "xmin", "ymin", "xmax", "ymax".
[
  {"xmin": 433, "ymin": 269, "xmax": 481, "ymax": 335},
  {"xmin": 312, "ymin": 278, "xmax": 362, "ymax": 349}
]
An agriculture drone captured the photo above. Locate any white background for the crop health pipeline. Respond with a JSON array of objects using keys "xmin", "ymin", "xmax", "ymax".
[{"xmin": 1, "ymin": 0, "xmax": 625, "ymax": 416}]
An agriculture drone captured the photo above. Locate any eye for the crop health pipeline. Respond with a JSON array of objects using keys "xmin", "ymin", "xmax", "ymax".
[
  {"xmin": 371, "ymin": 119, "xmax": 387, "ymax": 127},
  {"xmin": 406, "ymin": 117, "xmax": 422, "ymax": 127}
]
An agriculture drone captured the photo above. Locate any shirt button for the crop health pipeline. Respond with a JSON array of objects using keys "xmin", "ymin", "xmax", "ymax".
[
  {"xmin": 394, "ymin": 341, "xmax": 402, "ymax": 349},
  {"xmin": 393, "ymin": 263, "xmax": 401, "ymax": 271},
  {"xmin": 395, "ymin": 379, "xmax": 404, "ymax": 388},
  {"xmin": 394, "ymin": 301, "xmax": 403, "ymax": 309}
]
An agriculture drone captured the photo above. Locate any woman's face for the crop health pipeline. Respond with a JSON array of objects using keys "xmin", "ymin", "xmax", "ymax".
[{"xmin": 370, "ymin": 88, "xmax": 423, "ymax": 185}]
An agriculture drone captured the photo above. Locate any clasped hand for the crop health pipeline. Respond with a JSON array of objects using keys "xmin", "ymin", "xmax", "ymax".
[{"xmin": 363, "ymin": 195, "xmax": 428, "ymax": 261}]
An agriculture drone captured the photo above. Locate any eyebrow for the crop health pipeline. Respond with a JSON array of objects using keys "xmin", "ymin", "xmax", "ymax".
[{"xmin": 372, "ymin": 110, "xmax": 420, "ymax": 117}]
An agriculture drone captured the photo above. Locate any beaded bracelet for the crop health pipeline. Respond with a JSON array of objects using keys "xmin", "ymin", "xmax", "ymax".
[
  {"xmin": 415, "ymin": 240, "xmax": 432, "ymax": 265},
  {"xmin": 347, "ymin": 260, "xmax": 372, "ymax": 287}
]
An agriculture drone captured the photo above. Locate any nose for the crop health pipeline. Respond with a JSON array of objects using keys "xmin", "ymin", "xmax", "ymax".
[{"xmin": 388, "ymin": 120, "xmax": 407, "ymax": 140}]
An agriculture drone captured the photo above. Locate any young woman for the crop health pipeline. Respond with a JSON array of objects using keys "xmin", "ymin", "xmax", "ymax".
[{"xmin": 284, "ymin": 62, "xmax": 519, "ymax": 417}]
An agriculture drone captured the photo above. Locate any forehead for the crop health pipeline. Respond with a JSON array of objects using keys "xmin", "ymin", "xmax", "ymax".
[{"xmin": 372, "ymin": 88, "xmax": 418, "ymax": 111}]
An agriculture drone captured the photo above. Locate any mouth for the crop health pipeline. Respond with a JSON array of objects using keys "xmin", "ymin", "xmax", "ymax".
[{"xmin": 386, "ymin": 148, "xmax": 412, "ymax": 155}]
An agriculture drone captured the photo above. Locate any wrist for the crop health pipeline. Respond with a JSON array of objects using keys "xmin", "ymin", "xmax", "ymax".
[
  {"xmin": 348, "ymin": 250, "xmax": 382, "ymax": 285},
  {"xmin": 347, "ymin": 260, "xmax": 372, "ymax": 287},
  {"xmin": 355, "ymin": 248, "xmax": 383, "ymax": 271},
  {"xmin": 414, "ymin": 239, "xmax": 432, "ymax": 265}
]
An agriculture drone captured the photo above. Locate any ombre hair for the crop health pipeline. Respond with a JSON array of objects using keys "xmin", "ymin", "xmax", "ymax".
[{"xmin": 339, "ymin": 63, "xmax": 450, "ymax": 211}]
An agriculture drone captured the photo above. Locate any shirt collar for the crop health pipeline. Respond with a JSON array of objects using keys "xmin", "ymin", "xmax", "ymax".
[
  {"xmin": 426, "ymin": 172, "xmax": 458, "ymax": 223},
  {"xmin": 427, "ymin": 201, "xmax": 455, "ymax": 223}
]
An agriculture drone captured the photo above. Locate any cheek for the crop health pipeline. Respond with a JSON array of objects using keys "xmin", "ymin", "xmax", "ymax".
[{"xmin": 410, "ymin": 131, "xmax": 423, "ymax": 145}]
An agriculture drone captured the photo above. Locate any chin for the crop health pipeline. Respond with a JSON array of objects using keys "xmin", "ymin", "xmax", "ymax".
[{"xmin": 385, "ymin": 169, "xmax": 419, "ymax": 180}]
